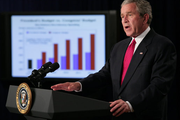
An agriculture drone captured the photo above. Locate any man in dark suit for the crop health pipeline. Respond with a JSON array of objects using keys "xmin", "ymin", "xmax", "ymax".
[{"xmin": 51, "ymin": 0, "xmax": 177, "ymax": 119}]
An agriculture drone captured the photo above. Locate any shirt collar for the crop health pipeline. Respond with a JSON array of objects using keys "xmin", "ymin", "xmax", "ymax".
[{"xmin": 132, "ymin": 26, "xmax": 151, "ymax": 44}]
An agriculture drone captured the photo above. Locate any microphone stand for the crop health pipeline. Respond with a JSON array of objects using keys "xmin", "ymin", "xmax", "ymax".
[
  {"xmin": 38, "ymin": 82, "xmax": 41, "ymax": 88},
  {"xmin": 37, "ymin": 77, "xmax": 44, "ymax": 88}
]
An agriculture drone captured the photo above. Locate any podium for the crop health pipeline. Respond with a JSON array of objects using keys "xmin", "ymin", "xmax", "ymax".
[{"xmin": 6, "ymin": 85, "xmax": 111, "ymax": 120}]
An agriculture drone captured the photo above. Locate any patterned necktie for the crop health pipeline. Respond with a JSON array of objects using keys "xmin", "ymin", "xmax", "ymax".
[{"xmin": 121, "ymin": 39, "xmax": 136, "ymax": 85}]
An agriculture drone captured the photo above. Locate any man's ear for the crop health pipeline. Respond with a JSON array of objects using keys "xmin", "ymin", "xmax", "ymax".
[{"xmin": 143, "ymin": 13, "xmax": 149, "ymax": 24}]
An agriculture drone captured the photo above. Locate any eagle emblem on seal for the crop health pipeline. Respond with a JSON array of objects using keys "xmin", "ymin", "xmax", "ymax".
[{"xmin": 20, "ymin": 90, "xmax": 27, "ymax": 107}]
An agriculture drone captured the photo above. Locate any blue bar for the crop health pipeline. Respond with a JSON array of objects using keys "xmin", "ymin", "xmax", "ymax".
[
  {"xmin": 73, "ymin": 54, "xmax": 78, "ymax": 70},
  {"xmin": 37, "ymin": 59, "xmax": 42, "ymax": 69},
  {"xmin": 85, "ymin": 52, "xmax": 91, "ymax": 70},
  {"xmin": 61, "ymin": 56, "xmax": 66, "ymax": 70},
  {"xmin": 49, "ymin": 58, "xmax": 54, "ymax": 64}
]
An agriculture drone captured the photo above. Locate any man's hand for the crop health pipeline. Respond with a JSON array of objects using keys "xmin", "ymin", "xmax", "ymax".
[
  {"xmin": 51, "ymin": 82, "xmax": 81, "ymax": 91},
  {"xmin": 109, "ymin": 99, "xmax": 131, "ymax": 117}
]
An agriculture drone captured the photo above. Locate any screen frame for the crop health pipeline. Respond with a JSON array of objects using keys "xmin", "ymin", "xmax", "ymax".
[{"xmin": 0, "ymin": 10, "xmax": 118, "ymax": 82}]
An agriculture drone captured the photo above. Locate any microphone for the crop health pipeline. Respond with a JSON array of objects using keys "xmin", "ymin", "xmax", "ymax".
[
  {"xmin": 39, "ymin": 61, "xmax": 53, "ymax": 70},
  {"xmin": 28, "ymin": 61, "xmax": 52, "ymax": 80},
  {"xmin": 34, "ymin": 62, "xmax": 60, "ymax": 80}
]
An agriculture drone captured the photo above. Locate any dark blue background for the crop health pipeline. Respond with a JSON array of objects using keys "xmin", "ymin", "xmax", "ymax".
[{"xmin": 0, "ymin": 0, "xmax": 179, "ymax": 120}]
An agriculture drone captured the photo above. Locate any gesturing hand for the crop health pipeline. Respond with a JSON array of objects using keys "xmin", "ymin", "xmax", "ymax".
[
  {"xmin": 109, "ymin": 99, "xmax": 131, "ymax": 117},
  {"xmin": 51, "ymin": 82, "xmax": 81, "ymax": 92}
]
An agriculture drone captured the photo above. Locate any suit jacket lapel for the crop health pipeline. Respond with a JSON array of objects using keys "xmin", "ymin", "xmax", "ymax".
[
  {"xmin": 115, "ymin": 38, "xmax": 132, "ymax": 92},
  {"xmin": 119, "ymin": 29, "xmax": 155, "ymax": 94}
]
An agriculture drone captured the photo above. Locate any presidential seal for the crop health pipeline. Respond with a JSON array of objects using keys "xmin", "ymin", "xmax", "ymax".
[{"xmin": 16, "ymin": 82, "xmax": 32, "ymax": 114}]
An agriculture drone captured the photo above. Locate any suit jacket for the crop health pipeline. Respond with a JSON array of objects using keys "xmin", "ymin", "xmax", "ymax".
[{"xmin": 79, "ymin": 29, "xmax": 177, "ymax": 120}]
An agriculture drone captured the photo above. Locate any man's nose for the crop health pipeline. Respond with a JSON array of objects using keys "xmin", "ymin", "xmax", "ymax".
[{"xmin": 122, "ymin": 16, "xmax": 128, "ymax": 23}]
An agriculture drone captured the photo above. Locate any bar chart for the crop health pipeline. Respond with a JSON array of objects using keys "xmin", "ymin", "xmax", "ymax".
[
  {"xmin": 11, "ymin": 15, "xmax": 106, "ymax": 78},
  {"xmin": 27, "ymin": 32, "xmax": 96, "ymax": 71}
]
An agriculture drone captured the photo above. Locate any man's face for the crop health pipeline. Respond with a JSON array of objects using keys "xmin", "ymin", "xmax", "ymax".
[{"xmin": 121, "ymin": 3, "xmax": 147, "ymax": 37}]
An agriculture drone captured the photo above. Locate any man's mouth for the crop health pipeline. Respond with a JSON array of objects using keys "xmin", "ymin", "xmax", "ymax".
[{"xmin": 125, "ymin": 26, "xmax": 130, "ymax": 29}]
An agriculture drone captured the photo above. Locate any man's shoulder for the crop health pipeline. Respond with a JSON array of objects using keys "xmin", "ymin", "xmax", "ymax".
[{"xmin": 147, "ymin": 29, "xmax": 174, "ymax": 45}]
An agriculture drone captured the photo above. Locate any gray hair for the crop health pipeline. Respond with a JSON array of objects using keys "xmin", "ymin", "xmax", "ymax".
[{"xmin": 121, "ymin": 0, "xmax": 153, "ymax": 25}]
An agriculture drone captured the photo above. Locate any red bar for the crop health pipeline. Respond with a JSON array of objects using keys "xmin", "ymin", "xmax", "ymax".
[
  {"xmin": 54, "ymin": 44, "xmax": 58, "ymax": 62},
  {"xmin": 91, "ymin": 34, "xmax": 95, "ymax": 70},
  {"xmin": 66, "ymin": 40, "xmax": 70, "ymax": 69},
  {"xmin": 42, "ymin": 52, "xmax": 46, "ymax": 65},
  {"xmin": 78, "ymin": 38, "xmax": 82, "ymax": 70}
]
